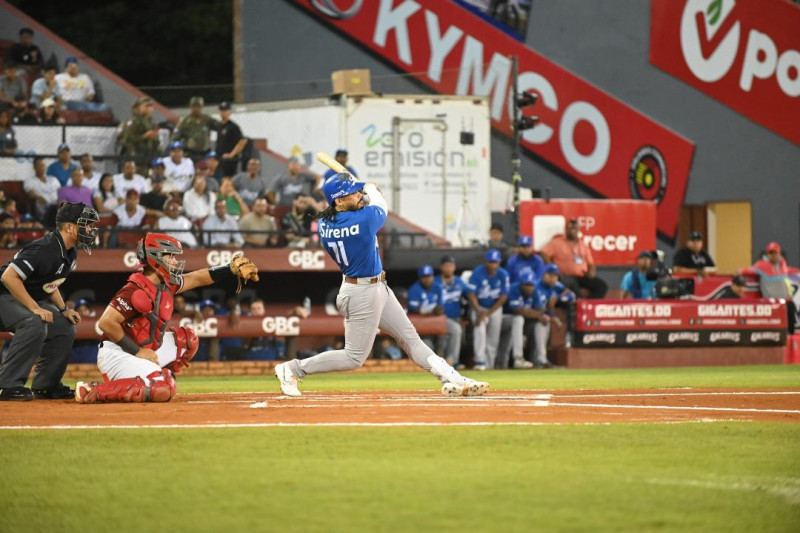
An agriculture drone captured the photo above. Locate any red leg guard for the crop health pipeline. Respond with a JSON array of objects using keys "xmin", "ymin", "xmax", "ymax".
[
  {"xmin": 146, "ymin": 369, "xmax": 177, "ymax": 403},
  {"xmin": 85, "ymin": 378, "xmax": 149, "ymax": 403}
]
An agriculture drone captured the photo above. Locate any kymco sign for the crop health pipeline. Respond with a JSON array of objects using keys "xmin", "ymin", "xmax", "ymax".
[
  {"xmin": 650, "ymin": 0, "xmax": 800, "ymax": 147},
  {"xmin": 295, "ymin": 0, "xmax": 695, "ymax": 238}
]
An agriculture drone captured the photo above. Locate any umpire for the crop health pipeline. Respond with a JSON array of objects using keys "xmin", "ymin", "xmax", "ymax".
[{"xmin": 0, "ymin": 202, "xmax": 99, "ymax": 401}]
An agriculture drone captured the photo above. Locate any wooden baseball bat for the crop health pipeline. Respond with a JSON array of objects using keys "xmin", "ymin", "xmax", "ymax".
[{"xmin": 316, "ymin": 152, "xmax": 349, "ymax": 175}]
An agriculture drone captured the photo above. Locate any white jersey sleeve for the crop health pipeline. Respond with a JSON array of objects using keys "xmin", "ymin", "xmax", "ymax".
[{"xmin": 363, "ymin": 183, "xmax": 388, "ymax": 213}]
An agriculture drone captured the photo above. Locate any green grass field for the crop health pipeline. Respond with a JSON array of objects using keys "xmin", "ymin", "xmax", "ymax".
[{"xmin": 1, "ymin": 365, "xmax": 799, "ymax": 533}]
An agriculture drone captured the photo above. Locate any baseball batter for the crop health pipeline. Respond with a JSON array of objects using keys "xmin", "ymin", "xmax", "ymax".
[
  {"xmin": 275, "ymin": 173, "xmax": 489, "ymax": 397},
  {"xmin": 75, "ymin": 232, "xmax": 259, "ymax": 403}
]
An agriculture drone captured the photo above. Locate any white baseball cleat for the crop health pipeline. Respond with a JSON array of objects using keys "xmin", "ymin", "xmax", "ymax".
[
  {"xmin": 441, "ymin": 378, "xmax": 490, "ymax": 397},
  {"xmin": 275, "ymin": 362, "xmax": 302, "ymax": 397}
]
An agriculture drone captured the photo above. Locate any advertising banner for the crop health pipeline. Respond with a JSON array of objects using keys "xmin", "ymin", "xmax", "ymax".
[
  {"xmin": 293, "ymin": 0, "xmax": 695, "ymax": 238},
  {"xmin": 518, "ymin": 199, "xmax": 657, "ymax": 266},
  {"xmin": 650, "ymin": 0, "xmax": 800, "ymax": 147}
]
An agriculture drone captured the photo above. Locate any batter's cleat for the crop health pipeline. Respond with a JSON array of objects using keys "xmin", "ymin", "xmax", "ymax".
[
  {"xmin": 441, "ymin": 382, "xmax": 464, "ymax": 397},
  {"xmin": 275, "ymin": 362, "xmax": 301, "ymax": 397},
  {"xmin": 0, "ymin": 386, "xmax": 33, "ymax": 401},
  {"xmin": 75, "ymin": 381, "xmax": 98, "ymax": 404},
  {"xmin": 32, "ymin": 383, "xmax": 75, "ymax": 400},
  {"xmin": 441, "ymin": 378, "xmax": 490, "ymax": 397}
]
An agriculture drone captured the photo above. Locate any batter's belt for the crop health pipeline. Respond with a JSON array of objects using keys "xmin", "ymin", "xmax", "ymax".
[{"xmin": 344, "ymin": 271, "xmax": 387, "ymax": 285}]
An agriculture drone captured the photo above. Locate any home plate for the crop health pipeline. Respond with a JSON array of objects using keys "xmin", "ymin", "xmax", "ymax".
[{"xmin": 249, "ymin": 401, "xmax": 268, "ymax": 409}]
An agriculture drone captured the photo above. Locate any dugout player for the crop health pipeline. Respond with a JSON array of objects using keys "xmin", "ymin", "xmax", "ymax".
[
  {"xmin": 274, "ymin": 173, "xmax": 489, "ymax": 397},
  {"xmin": 0, "ymin": 202, "xmax": 98, "ymax": 401},
  {"xmin": 74, "ymin": 233, "xmax": 259, "ymax": 403}
]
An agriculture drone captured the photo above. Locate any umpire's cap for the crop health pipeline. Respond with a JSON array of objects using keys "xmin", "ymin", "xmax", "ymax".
[
  {"xmin": 56, "ymin": 202, "xmax": 92, "ymax": 224},
  {"xmin": 322, "ymin": 172, "xmax": 364, "ymax": 205}
]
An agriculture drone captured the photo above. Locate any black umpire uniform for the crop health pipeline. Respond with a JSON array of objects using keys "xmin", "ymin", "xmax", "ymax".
[{"xmin": 0, "ymin": 203, "xmax": 95, "ymax": 401}]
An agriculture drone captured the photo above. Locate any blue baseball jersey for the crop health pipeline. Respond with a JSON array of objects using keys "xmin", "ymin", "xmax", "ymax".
[
  {"xmin": 468, "ymin": 265, "xmax": 510, "ymax": 308},
  {"xmin": 407, "ymin": 281, "xmax": 444, "ymax": 314},
  {"xmin": 435, "ymin": 275, "xmax": 471, "ymax": 319},
  {"xmin": 319, "ymin": 204, "xmax": 386, "ymax": 278},
  {"xmin": 504, "ymin": 282, "xmax": 540, "ymax": 314},
  {"xmin": 620, "ymin": 270, "xmax": 657, "ymax": 299},
  {"xmin": 505, "ymin": 252, "xmax": 545, "ymax": 284},
  {"xmin": 535, "ymin": 279, "xmax": 572, "ymax": 310}
]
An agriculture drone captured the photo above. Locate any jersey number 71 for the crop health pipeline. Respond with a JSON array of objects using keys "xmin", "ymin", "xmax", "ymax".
[{"xmin": 327, "ymin": 240, "xmax": 350, "ymax": 266}]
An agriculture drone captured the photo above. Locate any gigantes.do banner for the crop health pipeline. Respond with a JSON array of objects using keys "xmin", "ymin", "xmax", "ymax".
[
  {"xmin": 574, "ymin": 299, "xmax": 787, "ymax": 347},
  {"xmin": 519, "ymin": 199, "xmax": 657, "ymax": 266},
  {"xmin": 650, "ymin": 0, "xmax": 800, "ymax": 147},
  {"xmin": 293, "ymin": 0, "xmax": 695, "ymax": 238}
]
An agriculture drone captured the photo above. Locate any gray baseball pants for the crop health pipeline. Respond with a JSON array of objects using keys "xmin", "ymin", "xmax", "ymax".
[
  {"xmin": 472, "ymin": 306, "xmax": 503, "ymax": 368},
  {"xmin": 290, "ymin": 280, "xmax": 461, "ymax": 383},
  {"xmin": 0, "ymin": 293, "xmax": 75, "ymax": 389},
  {"xmin": 533, "ymin": 321, "xmax": 551, "ymax": 365},
  {"xmin": 497, "ymin": 315, "xmax": 530, "ymax": 369},
  {"xmin": 438, "ymin": 317, "xmax": 462, "ymax": 365}
]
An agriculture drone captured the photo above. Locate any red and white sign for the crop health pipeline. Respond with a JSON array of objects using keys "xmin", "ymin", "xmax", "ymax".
[
  {"xmin": 294, "ymin": 0, "xmax": 695, "ymax": 238},
  {"xmin": 650, "ymin": 0, "xmax": 800, "ymax": 147},
  {"xmin": 519, "ymin": 199, "xmax": 656, "ymax": 266}
]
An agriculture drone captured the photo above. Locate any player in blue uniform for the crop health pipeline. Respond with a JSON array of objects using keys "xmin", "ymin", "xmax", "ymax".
[
  {"xmin": 533, "ymin": 264, "xmax": 575, "ymax": 368},
  {"xmin": 275, "ymin": 173, "xmax": 488, "ymax": 397},
  {"xmin": 407, "ymin": 264, "xmax": 444, "ymax": 350},
  {"xmin": 467, "ymin": 249, "xmax": 509, "ymax": 369},
  {"xmin": 497, "ymin": 271, "xmax": 540, "ymax": 369},
  {"xmin": 321, "ymin": 149, "xmax": 358, "ymax": 182},
  {"xmin": 434, "ymin": 255, "xmax": 470, "ymax": 366},
  {"xmin": 505, "ymin": 235, "xmax": 545, "ymax": 284}
]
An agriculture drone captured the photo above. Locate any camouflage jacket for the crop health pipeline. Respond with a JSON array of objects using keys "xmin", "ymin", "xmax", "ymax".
[{"xmin": 173, "ymin": 113, "xmax": 221, "ymax": 153}]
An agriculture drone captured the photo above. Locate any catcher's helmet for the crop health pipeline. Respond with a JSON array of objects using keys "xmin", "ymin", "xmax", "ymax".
[
  {"xmin": 322, "ymin": 172, "xmax": 364, "ymax": 205},
  {"xmin": 136, "ymin": 233, "xmax": 185, "ymax": 285}
]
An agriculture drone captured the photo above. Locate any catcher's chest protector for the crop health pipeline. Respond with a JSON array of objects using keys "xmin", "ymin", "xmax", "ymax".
[{"xmin": 124, "ymin": 272, "xmax": 176, "ymax": 350}]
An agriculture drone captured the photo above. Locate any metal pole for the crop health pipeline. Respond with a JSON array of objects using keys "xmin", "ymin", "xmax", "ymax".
[
  {"xmin": 441, "ymin": 123, "xmax": 447, "ymax": 239},
  {"xmin": 510, "ymin": 55, "xmax": 522, "ymax": 244},
  {"xmin": 392, "ymin": 116, "xmax": 401, "ymax": 213}
]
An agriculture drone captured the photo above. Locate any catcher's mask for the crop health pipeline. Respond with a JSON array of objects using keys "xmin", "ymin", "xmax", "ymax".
[
  {"xmin": 55, "ymin": 202, "xmax": 100, "ymax": 255},
  {"xmin": 136, "ymin": 233, "xmax": 185, "ymax": 285}
]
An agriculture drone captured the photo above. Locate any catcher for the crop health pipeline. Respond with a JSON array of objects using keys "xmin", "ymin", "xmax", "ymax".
[{"xmin": 75, "ymin": 232, "xmax": 258, "ymax": 403}]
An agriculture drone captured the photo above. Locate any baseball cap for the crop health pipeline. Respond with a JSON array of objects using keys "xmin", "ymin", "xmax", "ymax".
[
  {"xmin": 57, "ymin": 143, "xmax": 70, "ymax": 153},
  {"xmin": 335, "ymin": 148, "xmax": 348, "ymax": 156},
  {"xmin": 519, "ymin": 271, "xmax": 536, "ymax": 285},
  {"xmin": 20, "ymin": 213, "xmax": 34, "ymax": 222},
  {"xmin": 151, "ymin": 157, "xmax": 165, "ymax": 167},
  {"xmin": 205, "ymin": 151, "xmax": 219, "ymax": 160},
  {"xmin": 485, "ymin": 249, "xmax": 502, "ymax": 263},
  {"xmin": 133, "ymin": 96, "xmax": 152, "ymax": 107},
  {"xmin": 40, "ymin": 97, "xmax": 56, "ymax": 109},
  {"xmin": 440, "ymin": 255, "xmax": 456, "ymax": 265},
  {"xmin": 689, "ymin": 231, "xmax": 703, "ymax": 241},
  {"xmin": 195, "ymin": 160, "xmax": 209, "ymax": 171},
  {"xmin": 518, "ymin": 235, "xmax": 533, "ymax": 246},
  {"xmin": 219, "ymin": 101, "xmax": 231, "ymax": 111},
  {"xmin": 322, "ymin": 172, "xmax": 364, "ymax": 205},
  {"xmin": 731, "ymin": 275, "xmax": 746, "ymax": 286},
  {"xmin": 189, "ymin": 96, "xmax": 204, "ymax": 106},
  {"xmin": 64, "ymin": 56, "xmax": 78, "ymax": 66},
  {"xmin": 125, "ymin": 189, "xmax": 140, "ymax": 199},
  {"xmin": 55, "ymin": 202, "xmax": 93, "ymax": 224},
  {"xmin": 199, "ymin": 299, "xmax": 217, "ymax": 310},
  {"xmin": 543, "ymin": 264, "xmax": 560, "ymax": 275},
  {"xmin": 637, "ymin": 250, "xmax": 653, "ymax": 259},
  {"xmin": 168, "ymin": 141, "xmax": 183, "ymax": 151},
  {"xmin": 765, "ymin": 242, "xmax": 781, "ymax": 253},
  {"xmin": 75, "ymin": 298, "xmax": 92, "ymax": 308},
  {"xmin": 418, "ymin": 264, "xmax": 434, "ymax": 278}
]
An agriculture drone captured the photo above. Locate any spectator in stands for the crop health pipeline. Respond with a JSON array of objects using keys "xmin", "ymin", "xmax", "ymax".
[
  {"xmin": 0, "ymin": 213, "xmax": 17, "ymax": 249},
  {"xmin": 506, "ymin": 235, "xmax": 545, "ymax": 284},
  {"xmin": 162, "ymin": 141, "xmax": 195, "ymax": 193},
  {"xmin": 113, "ymin": 189, "xmax": 147, "ymax": 231},
  {"xmin": 541, "ymin": 218, "xmax": 607, "ymax": 299},
  {"xmin": 238, "ymin": 197, "xmax": 278, "ymax": 247},
  {"xmin": 38, "ymin": 97, "xmax": 64, "ymax": 125},
  {"xmin": 741, "ymin": 242, "xmax": 799, "ymax": 333},
  {"xmin": 532, "ymin": 264, "xmax": 574, "ymax": 368},
  {"xmin": 113, "ymin": 160, "xmax": 149, "ymax": 200},
  {"xmin": 202, "ymin": 199, "xmax": 244, "ymax": 248},
  {"xmin": 205, "ymin": 151, "xmax": 223, "ymax": 181},
  {"xmin": 16, "ymin": 212, "xmax": 44, "ymax": 245},
  {"xmin": 0, "ymin": 60, "xmax": 27, "ymax": 113},
  {"xmin": 672, "ymin": 231, "xmax": 717, "ymax": 277},
  {"xmin": 0, "ymin": 108, "xmax": 17, "ymax": 154},
  {"xmin": 55, "ymin": 57, "xmax": 109, "ymax": 112},
  {"xmin": 172, "ymin": 96, "xmax": 221, "ymax": 161},
  {"xmin": 30, "ymin": 61, "xmax": 60, "ymax": 108},
  {"xmin": 13, "ymin": 101, "xmax": 38, "ymax": 125},
  {"xmin": 270, "ymin": 157, "xmax": 321, "ymax": 207},
  {"xmin": 435, "ymin": 256, "xmax": 469, "ymax": 367},
  {"xmin": 139, "ymin": 170, "xmax": 169, "ymax": 214},
  {"xmin": 24, "ymin": 157, "xmax": 60, "ymax": 220},
  {"xmin": 1, "ymin": 198, "xmax": 20, "ymax": 223},
  {"xmin": 245, "ymin": 298, "xmax": 283, "ymax": 360},
  {"xmin": 485, "ymin": 222, "xmax": 511, "ymax": 260},
  {"xmin": 77, "ymin": 153, "xmax": 101, "ymax": 190},
  {"xmin": 322, "ymin": 149, "xmax": 358, "ymax": 182},
  {"xmin": 233, "ymin": 158, "xmax": 270, "ymax": 207},
  {"xmin": 215, "ymin": 102, "xmax": 247, "ymax": 177},
  {"xmin": 712, "ymin": 275, "xmax": 746, "ymax": 300},
  {"xmin": 218, "ymin": 175, "xmax": 249, "ymax": 218},
  {"xmin": 57, "ymin": 167, "xmax": 93, "ymax": 206},
  {"xmin": 156, "ymin": 198, "xmax": 197, "ymax": 248},
  {"xmin": 281, "ymin": 193, "xmax": 317, "ymax": 247},
  {"xmin": 92, "ymin": 173, "xmax": 119, "ymax": 215},
  {"xmin": 621, "ymin": 251, "xmax": 658, "ymax": 300},
  {"xmin": 407, "ymin": 264, "xmax": 445, "ymax": 350},
  {"xmin": 47, "ymin": 143, "xmax": 77, "ymax": 185},
  {"xmin": 498, "ymin": 271, "xmax": 539, "ymax": 369},
  {"xmin": 467, "ymin": 249, "xmax": 509, "ymax": 370},
  {"xmin": 182, "ymin": 174, "xmax": 215, "ymax": 222},
  {"xmin": 118, "ymin": 96, "xmax": 159, "ymax": 174},
  {"xmin": 8, "ymin": 28, "xmax": 43, "ymax": 80},
  {"xmin": 194, "ymin": 159, "xmax": 218, "ymax": 192}
]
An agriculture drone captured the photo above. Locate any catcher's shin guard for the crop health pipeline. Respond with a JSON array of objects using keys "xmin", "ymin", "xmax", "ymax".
[
  {"xmin": 76, "ymin": 370, "xmax": 176, "ymax": 404},
  {"xmin": 147, "ymin": 369, "xmax": 177, "ymax": 403}
]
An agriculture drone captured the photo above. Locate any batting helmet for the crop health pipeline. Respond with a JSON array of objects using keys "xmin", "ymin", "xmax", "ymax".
[
  {"xmin": 322, "ymin": 172, "xmax": 364, "ymax": 205},
  {"xmin": 136, "ymin": 233, "xmax": 185, "ymax": 285}
]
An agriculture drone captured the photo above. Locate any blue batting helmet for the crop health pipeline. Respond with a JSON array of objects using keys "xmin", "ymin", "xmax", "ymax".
[{"xmin": 322, "ymin": 172, "xmax": 364, "ymax": 205}]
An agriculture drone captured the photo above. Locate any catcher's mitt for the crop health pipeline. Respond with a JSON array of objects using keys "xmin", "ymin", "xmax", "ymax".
[{"xmin": 230, "ymin": 252, "xmax": 259, "ymax": 294}]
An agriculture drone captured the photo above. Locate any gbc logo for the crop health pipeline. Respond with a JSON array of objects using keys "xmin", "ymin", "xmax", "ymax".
[
  {"xmin": 179, "ymin": 317, "xmax": 218, "ymax": 337},
  {"xmin": 123, "ymin": 251, "xmax": 139, "ymax": 268},
  {"xmin": 680, "ymin": 0, "xmax": 800, "ymax": 96},
  {"xmin": 312, "ymin": 0, "xmax": 363, "ymax": 19},
  {"xmin": 262, "ymin": 316, "xmax": 300, "ymax": 336},
  {"xmin": 289, "ymin": 250, "xmax": 326, "ymax": 269},
  {"xmin": 207, "ymin": 250, "xmax": 243, "ymax": 267}
]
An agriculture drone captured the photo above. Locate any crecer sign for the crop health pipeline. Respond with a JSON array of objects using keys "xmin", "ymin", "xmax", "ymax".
[
  {"xmin": 650, "ymin": 0, "xmax": 800, "ymax": 147},
  {"xmin": 294, "ymin": 0, "xmax": 695, "ymax": 238},
  {"xmin": 519, "ymin": 199, "xmax": 657, "ymax": 266}
]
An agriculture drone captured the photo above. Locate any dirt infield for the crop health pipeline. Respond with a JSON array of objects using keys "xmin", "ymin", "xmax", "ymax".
[{"xmin": 1, "ymin": 388, "xmax": 799, "ymax": 428}]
